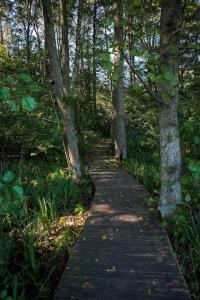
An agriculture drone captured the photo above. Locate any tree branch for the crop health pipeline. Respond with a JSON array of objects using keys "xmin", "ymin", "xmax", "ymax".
[{"xmin": 121, "ymin": 50, "xmax": 168, "ymax": 107}]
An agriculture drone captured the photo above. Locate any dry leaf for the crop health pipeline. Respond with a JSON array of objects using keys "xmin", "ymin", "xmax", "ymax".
[{"xmin": 83, "ymin": 281, "xmax": 93, "ymax": 289}]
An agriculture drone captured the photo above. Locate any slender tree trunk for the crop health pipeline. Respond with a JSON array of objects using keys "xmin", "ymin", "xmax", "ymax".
[
  {"xmin": 73, "ymin": 0, "xmax": 83, "ymax": 82},
  {"xmin": 0, "ymin": 20, "xmax": 4, "ymax": 45},
  {"xmin": 128, "ymin": 31, "xmax": 136, "ymax": 84},
  {"xmin": 112, "ymin": 0, "xmax": 127, "ymax": 160},
  {"xmin": 60, "ymin": 0, "xmax": 70, "ymax": 91},
  {"xmin": 158, "ymin": 0, "xmax": 182, "ymax": 218},
  {"xmin": 43, "ymin": 0, "xmax": 81, "ymax": 178},
  {"xmin": 92, "ymin": 1, "xmax": 97, "ymax": 115}
]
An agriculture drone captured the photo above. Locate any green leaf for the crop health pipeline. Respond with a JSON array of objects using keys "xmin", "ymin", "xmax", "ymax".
[
  {"xmin": 4, "ymin": 76, "xmax": 15, "ymax": 84},
  {"xmin": 101, "ymin": 52, "xmax": 110, "ymax": 62},
  {"xmin": 18, "ymin": 208, "xmax": 25, "ymax": 218},
  {"xmin": 22, "ymin": 96, "xmax": 37, "ymax": 111},
  {"xmin": 180, "ymin": 175, "xmax": 190, "ymax": 185},
  {"xmin": 20, "ymin": 73, "xmax": 33, "ymax": 83},
  {"xmin": 13, "ymin": 185, "xmax": 24, "ymax": 197},
  {"xmin": 185, "ymin": 194, "xmax": 191, "ymax": 202},
  {"xmin": 193, "ymin": 135, "xmax": 200, "ymax": 145},
  {"xmin": 3, "ymin": 171, "xmax": 14, "ymax": 183},
  {"xmin": 0, "ymin": 87, "xmax": 11, "ymax": 99},
  {"xmin": 0, "ymin": 182, "xmax": 3, "ymax": 189},
  {"xmin": 188, "ymin": 160, "xmax": 200, "ymax": 174},
  {"xmin": 133, "ymin": 84, "xmax": 142, "ymax": 93},
  {"xmin": 8, "ymin": 101, "xmax": 20, "ymax": 112},
  {"xmin": 152, "ymin": 0, "xmax": 160, "ymax": 6},
  {"xmin": 163, "ymin": 71, "xmax": 174, "ymax": 81},
  {"xmin": 29, "ymin": 84, "xmax": 42, "ymax": 93},
  {"xmin": 147, "ymin": 72, "xmax": 156, "ymax": 81}
]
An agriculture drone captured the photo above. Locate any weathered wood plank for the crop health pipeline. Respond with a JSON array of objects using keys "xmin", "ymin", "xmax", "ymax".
[{"xmin": 54, "ymin": 145, "xmax": 190, "ymax": 300}]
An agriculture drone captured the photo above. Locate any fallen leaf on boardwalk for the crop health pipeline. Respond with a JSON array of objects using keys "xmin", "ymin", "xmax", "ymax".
[
  {"xmin": 90, "ymin": 220, "xmax": 95, "ymax": 224},
  {"xmin": 83, "ymin": 281, "xmax": 93, "ymax": 289},
  {"xmin": 106, "ymin": 266, "xmax": 116, "ymax": 272},
  {"xmin": 101, "ymin": 234, "xmax": 107, "ymax": 240}
]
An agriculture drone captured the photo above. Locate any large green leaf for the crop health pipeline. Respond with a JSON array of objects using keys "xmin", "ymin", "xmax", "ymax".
[
  {"xmin": 22, "ymin": 96, "xmax": 37, "ymax": 111},
  {"xmin": 3, "ymin": 171, "xmax": 14, "ymax": 183}
]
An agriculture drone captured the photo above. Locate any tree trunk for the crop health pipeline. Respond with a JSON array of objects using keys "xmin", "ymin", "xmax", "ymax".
[
  {"xmin": 60, "ymin": 0, "xmax": 70, "ymax": 92},
  {"xmin": 0, "ymin": 20, "xmax": 4, "ymax": 45},
  {"xmin": 158, "ymin": 0, "xmax": 182, "ymax": 218},
  {"xmin": 92, "ymin": 1, "xmax": 97, "ymax": 115},
  {"xmin": 128, "ymin": 31, "xmax": 136, "ymax": 85},
  {"xmin": 42, "ymin": 0, "xmax": 81, "ymax": 178},
  {"xmin": 113, "ymin": 0, "xmax": 127, "ymax": 160},
  {"xmin": 73, "ymin": 0, "xmax": 83, "ymax": 83}
]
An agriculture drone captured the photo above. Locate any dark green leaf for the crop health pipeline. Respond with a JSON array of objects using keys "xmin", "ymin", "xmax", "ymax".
[
  {"xmin": 29, "ymin": 84, "xmax": 42, "ymax": 93},
  {"xmin": 8, "ymin": 101, "xmax": 20, "ymax": 112},
  {"xmin": 20, "ymin": 73, "xmax": 33, "ymax": 83},
  {"xmin": 0, "ymin": 87, "xmax": 11, "ymax": 99},
  {"xmin": 193, "ymin": 135, "xmax": 200, "ymax": 145},
  {"xmin": 13, "ymin": 185, "xmax": 24, "ymax": 197}
]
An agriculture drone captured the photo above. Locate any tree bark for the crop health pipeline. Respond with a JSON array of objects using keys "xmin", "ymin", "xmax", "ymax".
[
  {"xmin": 158, "ymin": 0, "xmax": 182, "ymax": 218},
  {"xmin": 113, "ymin": 0, "xmax": 127, "ymax": 160},
  {"xmin": 60, "ymin": 0, "xmax": 70, "ymax": 92},
  {"xmin": 43, "ymin": 0, "xmax": 81, "ymax": 178},
  {"xmin": 92, "ymin": 1, "xmax": 97, "ymax": 115}
]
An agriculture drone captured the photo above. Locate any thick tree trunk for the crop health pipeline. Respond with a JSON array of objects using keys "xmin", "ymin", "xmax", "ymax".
[
  {"xmin": 158, "ymin": 0, "xmax": 182, "ymax": 218},
  {"xmin": 113, "ymin": 0, "xmax": 127, "ymax": 160},
  {"xmin": 43, "ymin": 0, "xmax": 81, "ymax": 178}
]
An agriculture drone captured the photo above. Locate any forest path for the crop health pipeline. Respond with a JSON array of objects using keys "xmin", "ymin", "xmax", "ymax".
[{"xmin": 54, "ymin": 144, "xmax": 190, "ymax": 300}]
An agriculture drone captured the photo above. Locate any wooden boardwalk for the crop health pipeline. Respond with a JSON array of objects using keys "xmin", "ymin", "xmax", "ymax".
[{"xmin": 54, "ymin": 145, "xmax": 190, "ymax": 300}]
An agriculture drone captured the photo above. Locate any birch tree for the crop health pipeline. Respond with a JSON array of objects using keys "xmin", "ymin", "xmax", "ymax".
[{"xmin": 158, "ymin": 0, "xmax": 182, "ymax": 218}]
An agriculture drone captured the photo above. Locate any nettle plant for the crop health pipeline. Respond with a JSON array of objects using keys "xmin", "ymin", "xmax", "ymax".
[{"xmin": 0, "ymin": 73, "xmax": 39, "ymax": 222}]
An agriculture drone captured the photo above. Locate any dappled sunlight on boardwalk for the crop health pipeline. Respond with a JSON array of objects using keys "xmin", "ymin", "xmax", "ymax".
[{"xmin": 54, "ymin": 145, "xmax": 191, "ymax": 300}]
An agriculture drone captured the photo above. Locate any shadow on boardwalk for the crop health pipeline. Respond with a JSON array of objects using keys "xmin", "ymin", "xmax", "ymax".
[{"xmin": 54, "ymin": 144, "xmax": 191, "ymax": 300}]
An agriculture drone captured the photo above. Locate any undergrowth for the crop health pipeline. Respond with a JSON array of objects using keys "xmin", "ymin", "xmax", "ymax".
[{"xmin": 0, "ymin": 156, "xmax": 94, "ymax": 300}]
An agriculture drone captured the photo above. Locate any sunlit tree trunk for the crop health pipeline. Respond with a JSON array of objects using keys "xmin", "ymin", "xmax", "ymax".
[
  {"xmin": 158, "ymin": 0, "xmax": 182, "ymax": 218},
  {"xmin": 112, "ymin": 0, "xmax": 127, "ymax": 160},
  {"xmin": 43, "ymin": 0, "xmax": 81, "ymax": 178}
]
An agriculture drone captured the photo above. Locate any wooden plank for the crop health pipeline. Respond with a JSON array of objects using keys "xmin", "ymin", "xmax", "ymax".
[{"xmin": 54, "ymin": 145, "xmax": 191, "ymax": 300}]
